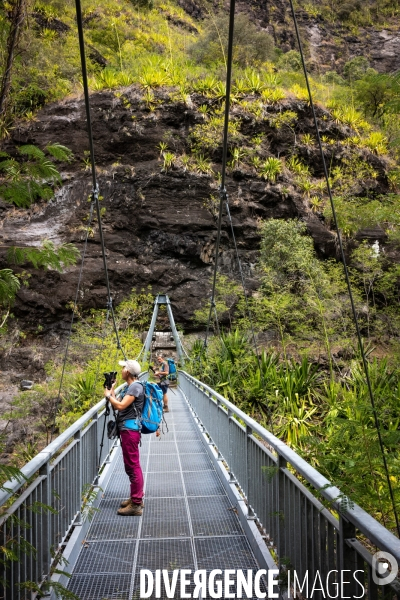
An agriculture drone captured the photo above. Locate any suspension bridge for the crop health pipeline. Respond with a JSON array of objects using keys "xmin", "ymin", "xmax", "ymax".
[
  {"xmin": 1, "ymin": 0, "xmax": 400, "ymax": 596},
  {"xmin": 0, "ymin": 294, "xmax": 400, "ymax": 599}
]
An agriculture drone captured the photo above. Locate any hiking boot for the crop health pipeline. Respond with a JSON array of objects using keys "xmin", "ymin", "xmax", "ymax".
[
  {"xmin": 163, "ymin": 405, "xmax": 170, "ymax": 413},
  {"xmin": 117, "ymin": 501, "xmax": 143, "ymax": 516},
  {"xmin": 120, "ymin": 498, "xmax": 144, "ymax": 508}
]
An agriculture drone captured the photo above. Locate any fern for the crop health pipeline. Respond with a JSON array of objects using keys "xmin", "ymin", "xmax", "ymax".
[
  {"xmin": 45, "ymin": 143, "xmax": 73, "ymax": 162},
  {"xmin": 0, "ymin": 143, "xmax": 72, "ymax": 207},
  {"xmin": 7, "ymin": 241, "xmax": 80, "ymax": 272},
  {"xmin": 0, "ymin": 269, "xmax": 20, "ymax": 306}
]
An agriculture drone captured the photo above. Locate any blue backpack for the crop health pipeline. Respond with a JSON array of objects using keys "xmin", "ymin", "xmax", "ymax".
[
  {"xmin": 140, "ymin": 381, "xmax": 164, "ymax": 434},
  {"xmin": 167, "ymin": 358, "xmax": 177, "ymax": 377}
]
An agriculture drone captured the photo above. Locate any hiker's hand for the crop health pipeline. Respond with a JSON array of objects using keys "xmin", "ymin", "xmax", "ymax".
[{"xmin": 155, "ymin": 429, "xmax": 161, "ymax": 437}]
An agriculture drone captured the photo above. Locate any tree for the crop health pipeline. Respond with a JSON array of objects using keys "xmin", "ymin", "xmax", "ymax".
[
  {"xmin": 0, "ymin": 0, "xmax": 28, "ymax": 122},
  {"xmin": 355, "ymin": 72, "xmax": 400, "ymax": 119},
  {"xmin": 189, "ymin": 13, "xmax": 274, "ymax": 69},
  {"xmin": 343, "ymin": 56, "xmax": 370, "ymax": 83}
]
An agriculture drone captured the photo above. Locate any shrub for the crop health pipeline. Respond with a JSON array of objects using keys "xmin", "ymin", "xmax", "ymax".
[
  {"xmin": 343, "ymin": 56, "xmax": 370, "ymax": 82},
  {"xmin": 277, "ymin": 50, "xmax": 302, "ymax": 72},
  {"xmin": 189, "ymin": 13, "xmax": 274, "ymax": 68}
]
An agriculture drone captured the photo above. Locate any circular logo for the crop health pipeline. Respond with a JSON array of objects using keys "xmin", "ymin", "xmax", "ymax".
[{"xmin": 372, "ymin": 551, "xmax": 399, "ymax": 586}]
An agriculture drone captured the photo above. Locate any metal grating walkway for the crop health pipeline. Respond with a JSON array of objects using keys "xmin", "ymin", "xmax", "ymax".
[{"xmin": 67, "ymin": 388, "xmax": 267, "ymax": 599}]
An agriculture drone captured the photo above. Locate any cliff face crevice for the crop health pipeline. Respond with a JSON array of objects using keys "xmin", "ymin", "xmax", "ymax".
[{"xmin": 0, "ymin": 86, "xmax": 390, "ymax": 335}]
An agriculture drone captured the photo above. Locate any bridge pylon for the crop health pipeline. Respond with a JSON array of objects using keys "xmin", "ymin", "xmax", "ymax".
[{"xmin": 142, "ymin": 294, "xmax": 185, "ymax": 364}]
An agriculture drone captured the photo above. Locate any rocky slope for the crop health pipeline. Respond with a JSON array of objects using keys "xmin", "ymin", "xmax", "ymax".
[
  {"xmin": 179, "ymin": 0, "xmax": 400, "ymax": 74},
  {"xmin": 0, "ymin": 85, "xmax": 391, "ymax": 341}
]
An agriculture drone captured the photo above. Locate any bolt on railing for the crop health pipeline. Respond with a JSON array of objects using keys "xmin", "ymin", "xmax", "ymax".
[{"xmin": 179, "ymin": 371, "xmax": 400, "ymax": 600}]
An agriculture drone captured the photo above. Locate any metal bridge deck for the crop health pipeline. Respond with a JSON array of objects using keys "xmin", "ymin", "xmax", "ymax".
[{"xmin": 66, "ymin": 388, "xmax": 266, "ymax": 599}]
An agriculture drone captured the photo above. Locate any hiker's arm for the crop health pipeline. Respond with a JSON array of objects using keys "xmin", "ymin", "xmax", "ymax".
[{"xmin": 108, "ymin": 393, "xmax": 136, "ymax": 411}]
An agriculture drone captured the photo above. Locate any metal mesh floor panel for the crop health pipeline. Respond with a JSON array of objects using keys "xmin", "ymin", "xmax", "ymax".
[
  {"xmin": 149, "ymin": 441, "xmax": 177, "ymax": 454},
  {"xmin": 136, "ymin": 539, "xmax": 195, "ymax": 571},
  {"xmin": 173, "ymin": 431, "xmax": 201, "ymax": 442},
  {"xmin": 180, "ymin": 453, "xmax": 214, "ymax": 471},
  {"xmin": 95, "ymin": 498, "xmax": 129, "ymax": 521},
  {"xmin": 189, "ymin": 496, "xmax": 243, "ymax": 536},
  {"xmin": 86, "ymin": 518, "xmax": 140, "ymax": 541},
  {"xmin": 183, "ymin": 470, "xmax": 226, "ymax": 496},
  {"xmin": 68, "ymin": 574, "xmax": 131, "ymax": 599},
  {"xmin": 176, "ymin": 440, "xmax": 206, "ymax": 453},
  {"xmin": 141, "ymin": 498, "xmax": 190, "ymax": 538},
  {"xmin": 74, "ymin": 540, "xmax": 136, "ymax": 574},
  {"xmin": 173, "ymin": 422, "xmax": 199, "ymax": 431},
  {"xmin": 148, "ymin": 453, "xmax": 180, "ymax": 472},
  {"xmin": 102, "ymin": 476, "xmax": 131, "ymax": 499},
  {"xmin": 145, "ymin": 472, "xmax": 184, "ymax": 498},
  {"xmin": 195, "ymin": 536, "xmax": 259, "ymax": 569}
]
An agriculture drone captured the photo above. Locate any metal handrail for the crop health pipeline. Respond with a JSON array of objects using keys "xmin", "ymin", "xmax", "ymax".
[
  {"xmin": 0, "ymin": 374, "xmax": 147, "ymax": 599},
  {"xmin": 179, "ymin": 370, "xmax": 400, "ymax": 598},
  {"xmin": 179, "ymin": 371, "xmax": 400, "ymax": 558}
]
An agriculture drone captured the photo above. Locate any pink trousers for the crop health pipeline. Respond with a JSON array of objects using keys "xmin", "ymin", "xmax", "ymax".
[{"xmin": 120, "ymin": 430, "xmax": 144, "ymax": 505}]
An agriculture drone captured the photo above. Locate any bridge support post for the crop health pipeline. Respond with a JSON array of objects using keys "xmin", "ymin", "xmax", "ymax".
[
  {"xmin": 246, "ymin": 425, "xmax": 255, "ymax": 519},
  {"xmin": 39, "ymin": 461, "xmax": 52, "ymax": 579},
  {"xmin": 277, "ymin": 455, "xmax": 287, "ymax": 569},
  {"xmin": 74, "ymin": 429, "xmax": 82, "ymax": 521},
  {"xmin": 339, "ymin": 515, "xmax": 358, "ymax": 597},
  {"xmin": 227, "ymin": 408, "xmax": 235, "ymax": 482}
]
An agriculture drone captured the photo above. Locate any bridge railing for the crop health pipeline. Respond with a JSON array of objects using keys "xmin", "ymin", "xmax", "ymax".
[
  {"xmin": 179, "ymin": 371, "xmax": 400, "ymax": 600},
  {"xmin": 0, "ymin": 374, "xmax": 147, "ymax": 600}
]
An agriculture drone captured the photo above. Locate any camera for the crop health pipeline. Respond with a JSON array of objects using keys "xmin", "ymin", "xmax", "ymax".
[
  {"xmin": 104, "ymin": 371, "xmax": 117, "ymax": 390},
  {"xmin": 149, "ymin": 365, "xmax": 155, "ymax": 373}
]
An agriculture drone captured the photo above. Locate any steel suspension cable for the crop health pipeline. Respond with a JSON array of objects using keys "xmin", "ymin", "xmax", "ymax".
[
  {"xmin": 75, "ymin": 0, "xmax": 126, "ymax": 361},
  {"xmin": 50, "ymin": 200, "xmax": 95, "ymax": 441},
  {"xmin": 288, "ymin": 0, "xmax": 400, "ymax": 536},
  {"xmin": 203, "ymin": 0, "xmax": 236, "ymax": 350},
  {"xmin": 224, "ymin": 198, "xmax": 274, "ymax": 429}
]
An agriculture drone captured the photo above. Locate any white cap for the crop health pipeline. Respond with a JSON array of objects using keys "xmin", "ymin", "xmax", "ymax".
[{"xmin": 118, "ymin": 359, "xmax": 141, "ymax": 375}]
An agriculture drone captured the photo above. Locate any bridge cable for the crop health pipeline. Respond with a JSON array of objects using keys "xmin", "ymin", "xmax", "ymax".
[
  {"xmin": 288, "ymin": 0, "xmax": 400, "ymax": 536},
  {"xmin": 203, "ymin": 0, "xmax": 236, "ymax": 351},
  {"xmin": 75, "ymin": 0, "xmax": 126, "ymax": 361},
  {"xmin": 224, "ymin": 198, "xmax": 274, "ymax": 429},
  {"xmin": 50, "ymin": 200, "xmax": 95, "ymax": 441}
]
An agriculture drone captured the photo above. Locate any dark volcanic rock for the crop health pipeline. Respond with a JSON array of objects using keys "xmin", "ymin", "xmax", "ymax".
[{"xmin": 1, "ymin": 87, "xmax": 388, "ymax": 333}]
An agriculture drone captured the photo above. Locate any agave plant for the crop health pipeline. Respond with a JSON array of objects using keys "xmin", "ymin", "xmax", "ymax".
[
  {"xmin": 259, "ymin": 157, "xmax": 283, "ymax": 183},
  {"xmin": 192, "ymin": 76, "xmax": 218, "ymax": 96},
  {"xmin": 261, "ymin": 87, "xmax": 286, "ymax": 104},
  {"xmin": 194, "ymin": 154, "xmax": 213, "ymax": 174},
  {"xmin": 244, "ymin": 70, "xmax": 265, "ymax": 94},
  {"xmin": 301, "ymin": 133, "xmax": 315, "ymax": 147},
  {"xmin": 162, "ymin": 152, "xmax": 176, "ymax": 172},
  {"xmin": 275, "ymin": 394, "xmax": 317, "ymax": 449},
  {"xmin": 363, "ymin": 132, "xmax": 388, "ymax": 155},
  {"xmin": 287, "ymin": 155, "xmax": 310, "ymax": 177},
  {"xmin": 139, "ymin": 68, "xmax": 169, "ymax": 90}
]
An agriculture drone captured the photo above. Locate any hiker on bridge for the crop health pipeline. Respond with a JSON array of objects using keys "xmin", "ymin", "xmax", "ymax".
[
  {"xmin": 153, "ymin": 353, "xmax": 170, "ymax": 412},
  {"xmin": 105, "ymin": 359, "xmax": 145, "ymax": 516}
]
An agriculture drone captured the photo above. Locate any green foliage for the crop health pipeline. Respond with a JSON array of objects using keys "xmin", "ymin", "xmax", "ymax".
[
  {"xmin": 189, "ymin": 13, "xmax": 274, "ymax": 68},
  {"xmin": 0, "ymin": 143, "xmax": 73, "ymax": 207},
  {"xmin": 0, "ymin": 269, "xmax": 20, "ymax": 307},
  {"xmin": 277, "ymin": 50, "xmax": 302, "ymax": 72},
  {"xmin": 259, "ymin": 157, "xmax": 283, "ymax": 182},
  {"xmin": 343, "ymin": 56, "xmax": 370, "ymax": 82},
  {"xmin": 355, "ymin": 72, "xmax": 400, "ymax": 119},
  {"xmin": 7, "ymin": 241, "xmax": 80, "ymax": 272}
]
